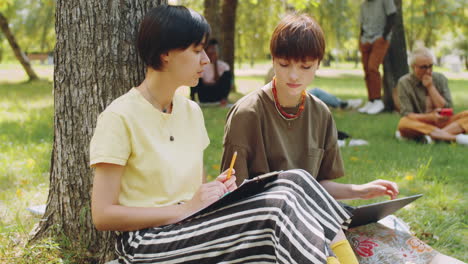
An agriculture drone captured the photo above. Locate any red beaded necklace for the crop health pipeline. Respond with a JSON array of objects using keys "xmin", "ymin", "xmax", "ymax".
[{"xmin": 272, "ymin": 77, "xmax": 306, "ymax": 120}]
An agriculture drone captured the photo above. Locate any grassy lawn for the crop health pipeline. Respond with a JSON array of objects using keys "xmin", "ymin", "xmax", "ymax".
[{"xmin": 0, "ymin": 65, "xmax": 467, "ymax": 262}]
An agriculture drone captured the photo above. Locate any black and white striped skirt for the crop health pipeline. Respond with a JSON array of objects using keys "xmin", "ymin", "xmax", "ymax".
[{"xmin": 116, "ymin": 169, "xmax": 351, "ymax": 264}]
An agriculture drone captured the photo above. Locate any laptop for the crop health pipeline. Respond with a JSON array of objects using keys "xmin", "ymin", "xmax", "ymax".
[{"xmin": 347, "ymin": 194, "xmax": 423, "ymax": 228}]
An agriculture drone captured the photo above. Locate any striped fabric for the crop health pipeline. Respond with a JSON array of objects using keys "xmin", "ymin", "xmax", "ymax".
[{"xmin": 116, "ymin": 169, "xmax": 351, "ymax": 264}]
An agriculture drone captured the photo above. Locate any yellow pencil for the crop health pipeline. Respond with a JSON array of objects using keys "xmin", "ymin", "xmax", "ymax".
[{"xmin": 226, "ymin": 151, "xmax": 237, "ymax": 181}]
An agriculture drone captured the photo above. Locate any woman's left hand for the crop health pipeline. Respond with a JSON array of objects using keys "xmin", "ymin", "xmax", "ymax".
[
  {"xmin": 357, "ymin": 179, "xmax": 399, "ymax": 200},
  {"xmin": 216, "ymin": 169, "xmax": 238, "ymax": 192}
]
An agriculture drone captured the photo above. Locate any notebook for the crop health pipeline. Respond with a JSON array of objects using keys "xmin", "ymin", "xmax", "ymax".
[
  {"xmin": 347, "ymin": 194, "xmax": 423, "ymax": 228},
  {"xmin": 182, "ymin": 171, "xmax": 282, "ymax": 220}
]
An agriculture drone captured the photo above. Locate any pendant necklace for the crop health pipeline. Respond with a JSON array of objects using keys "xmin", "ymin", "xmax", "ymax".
[
  {"xmin": 144, "ymin": 82, "xmax": 175, "ymax": 141},
  {"xmin": 145, "ymin": 82, "xmax": 173, "ymax": 113},
  {"xmin": 271, "ymin": 77, "xmax": 306, "ymax": 129}
]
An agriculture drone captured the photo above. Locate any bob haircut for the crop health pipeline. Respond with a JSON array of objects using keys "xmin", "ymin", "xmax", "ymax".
[
  {"xmin": 136, "ymin": 5, "xmax": 211, "ymax": 70},
  {"xmin": 270, "ymin": 14, "xmax": 325, "ymax": 63}
]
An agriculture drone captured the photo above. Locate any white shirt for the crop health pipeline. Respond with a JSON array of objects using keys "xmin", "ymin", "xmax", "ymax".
[{"xmin": 202, "ymin": 60, "xmax": 230, "ymax": 84}]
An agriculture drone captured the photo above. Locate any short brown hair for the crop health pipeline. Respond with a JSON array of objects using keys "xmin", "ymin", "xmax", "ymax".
[{"xmin": 270, "ymin": 14, "xmax": 325, "ymax": 62}]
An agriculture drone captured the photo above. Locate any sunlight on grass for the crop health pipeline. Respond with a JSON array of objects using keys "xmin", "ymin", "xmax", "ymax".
[
  {"xmin": 0, "ymin": 80, "xmax": 55, "ymax": 263},
  {"xmin": 0, "ymin": 63, "xmax": 54, "ymax": 83}
]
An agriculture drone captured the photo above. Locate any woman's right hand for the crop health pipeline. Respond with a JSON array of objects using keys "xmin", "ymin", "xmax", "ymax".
[
  {"xmin": 187, "ymin": 180, "xmax": 228, "ymax": 212},
  {"xmin": 216, "ymin": 169, "xmax": 238, "ymax": 192}
]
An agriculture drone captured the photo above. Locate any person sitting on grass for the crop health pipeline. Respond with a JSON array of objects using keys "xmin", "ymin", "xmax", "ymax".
[
  {"xmin": 190, "ymin": 38, "xmax": 232, "ymax": 106},
  {"xmin": 90, "ymin": 5, "xmax": 351, "ymax": 263},
  {"xmin": 396, "ymin": 47, "xmax": 468, "ymax": 146},
  {"xmin": 308, "ymin": 88, "xmax": 363, "ymax": 110},
  {"xmin": 222, "ymin": 13, "xmax": 465, "ymax": 264}
]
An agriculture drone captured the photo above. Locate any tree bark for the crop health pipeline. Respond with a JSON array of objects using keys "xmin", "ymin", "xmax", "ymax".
[
  {"xmin": 0, "ymin": 12, "xmax": 39, "ymax": 81},
  {"xmin": 383, "ymin": 0, "xmax": 409, "ymax": 112},
  {"xmin": 29, "ymin": 1, "xmax": 166, "ymax": 263},
  {"xmin": 220, "ymin": 0, "xmax": 237, "ymax": 92},
  {"xmin": 204, "ymin": 0, "xmax": 221, "ymax": 47}
]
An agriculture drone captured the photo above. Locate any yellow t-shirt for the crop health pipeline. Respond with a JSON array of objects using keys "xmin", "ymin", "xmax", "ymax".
[{"xmin": 90, "ymin": 88, "xmax": 210, "ymax": 207}]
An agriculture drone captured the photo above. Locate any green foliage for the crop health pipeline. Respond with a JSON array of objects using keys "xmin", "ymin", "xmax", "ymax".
[
  {"xmin": 0, "ymin": 0, "xmax": 14, "ymax": 11},
  {"xmin": 234, "ymin": 0, "xmax": 358, "ymax": 64},
  {"xmin": 177, "ymin": 0, "xmax": 467, "ymax": 67},
  {"xmin": 0, "ymin": 0, "xmax": 55, "ymax": 62},
  {"xmin": 178, "ymin": 0, "xmax": 203, "ymax": 13},
  {"xmin": 404, "ymin": 0, "xmax": 466, "ymax": 50},
  {"xmin": 2, "ymin": 0, "xmax": 465, "ymax": 65},
  {"xmin": 235, "ymin": 0, "xmax": 283, "ymax": 65}
]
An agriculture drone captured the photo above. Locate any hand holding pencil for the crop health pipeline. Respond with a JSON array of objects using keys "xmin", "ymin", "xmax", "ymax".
[
  {"xmin": 187, "ymin": 152, "xmax": 238, "ymax": 212},
  {"xmin": 217, "ymin": 151, "xmax": 237, "ymax": 192},
  {"xmin": 226, "ymin": 151, "xmax": 237, "ymax": 181}
]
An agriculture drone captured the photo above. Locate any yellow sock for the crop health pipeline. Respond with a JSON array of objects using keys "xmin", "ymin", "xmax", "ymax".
[
  {"xmin": 327, "ymin": 256, "xmax": 341, "ymax": 264},
  {"xmin": 331, "ymin": 240, "xmax": 359, "ymax": 264}
]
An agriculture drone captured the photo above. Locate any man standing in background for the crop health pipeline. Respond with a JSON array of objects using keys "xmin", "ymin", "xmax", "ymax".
[{"xmin": 358, "ymin": 0, "xmax": 396, "ymax": 114}]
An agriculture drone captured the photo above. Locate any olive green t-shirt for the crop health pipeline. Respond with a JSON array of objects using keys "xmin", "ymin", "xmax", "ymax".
[{"xmin": 221, "ymin": 85, "xmax": 344, "ymax": 185}]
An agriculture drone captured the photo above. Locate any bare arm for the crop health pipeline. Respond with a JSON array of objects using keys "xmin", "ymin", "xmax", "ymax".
[
  {"xmin": 406, "ymin": 109, "xmax": 448, "ymax": 126},
  {"xmin": 91, "ymin": 163, "xmax": 236, "ymax": 231},
  {"xmin": 406, "ymin": 112, "xmax": 436, "ymax": 122},
  {"xmin": 320, "ymin": 179, "xmax": 399, "ymax": 200},
  {"xmin": 424, "ymin": 78, "xmax": 447, "ymax": 108}
]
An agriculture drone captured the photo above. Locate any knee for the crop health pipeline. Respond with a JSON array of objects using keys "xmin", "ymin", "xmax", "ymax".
[
  {"xmin": 275, "ymin": 169, "xmax": 322, "ymax": 196},
  {"xmin": 397, "ymin": 116, "xmax": 412, "ymax": 130},
  {"xmin": 263, "ymin": 170, "xmax": 314, "ymax": 200},
  {"xmin": 458, "ymin": 110, "xmax": 468, "ymax": 118},
  {"xmin": 278, "ymin": 169, "xmax": 314, "ymax": 185},
  {"xmin": 366, "ymin": 65, "xmax": 380, "ymax": 74}
]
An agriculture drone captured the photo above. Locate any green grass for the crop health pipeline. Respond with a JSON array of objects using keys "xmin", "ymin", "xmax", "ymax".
[
  {"xmin": 0, "ymin": 80, "xmax": 59, "ymax": 262},
  {"xmin": 0, "ymin": 68, "xmax": 467, "ymax": 262}
]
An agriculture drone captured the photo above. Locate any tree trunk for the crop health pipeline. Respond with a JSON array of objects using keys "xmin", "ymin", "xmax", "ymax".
[
  {"xmin": 382, "ymin": 0, "xmax": 408, "ymax": 112},
  {"xmin": 29, "ymin": 1, "xmax": 166, "ymax": 263},
  {"xmin": 0, "ymin": 12, "xmax": 39, "ymax": 81},
  {"xmin": 220, "ymin": 0, "xmax": 237, "ymax": 92},
  {"xmin": 204, "ymin": 0, "xmax": 221, "ymax": 47}
]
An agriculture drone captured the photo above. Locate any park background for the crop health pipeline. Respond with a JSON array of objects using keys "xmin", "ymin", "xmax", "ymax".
[{"xmin": 0, "ymin": 0, "xmax": 467, "ymax": 263}]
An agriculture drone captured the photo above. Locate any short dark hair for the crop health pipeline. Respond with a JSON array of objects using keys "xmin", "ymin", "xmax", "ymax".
[
  {"xmin": 270, "ymin": 14, "xmax": 325, "ymax": 62},
  {"xmin": 136, "ymin": 5, "xmax": 211, "ymax": 70},
  {"xmin": 208, "ymin": 38, "xmax": 218, "ymax": 47}
]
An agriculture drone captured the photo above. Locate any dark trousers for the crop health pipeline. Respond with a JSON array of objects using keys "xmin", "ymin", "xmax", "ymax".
[{"xmin": 190, "ymin": 71, "xmax": 232, "ymax": 103}]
